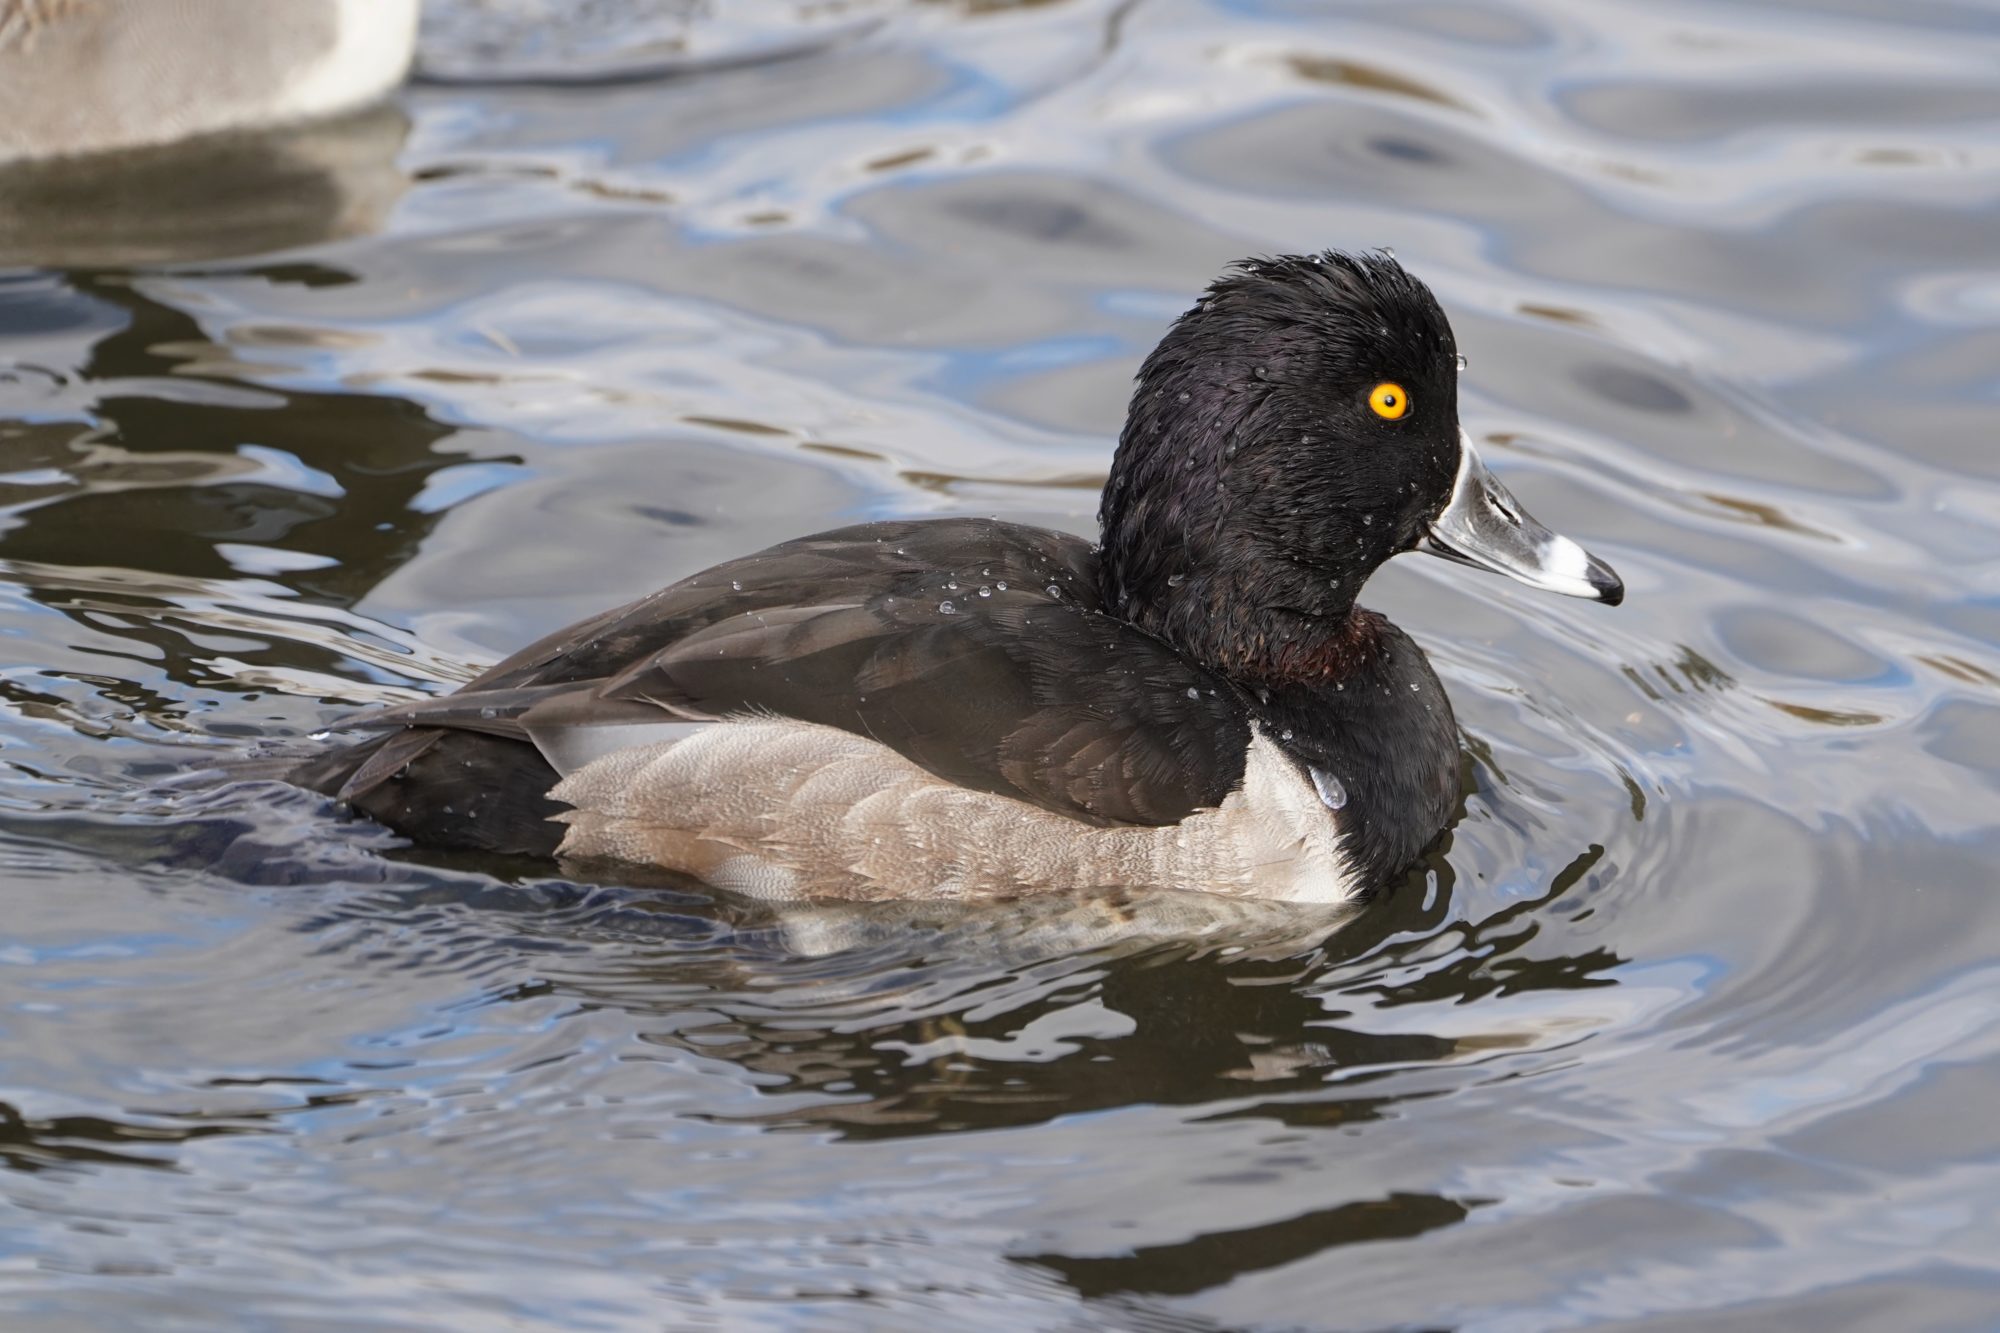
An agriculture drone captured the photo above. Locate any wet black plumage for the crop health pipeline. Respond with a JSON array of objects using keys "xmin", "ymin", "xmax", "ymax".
[{"xmin": 1099, "ymin": 252, "xmax": 1459, "ymax": 676}]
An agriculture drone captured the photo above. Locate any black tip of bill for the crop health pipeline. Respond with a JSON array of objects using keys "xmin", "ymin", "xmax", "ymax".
[{"xmin": 1587, "ymin": 554, "xmax": 1625, "ymax": 607}]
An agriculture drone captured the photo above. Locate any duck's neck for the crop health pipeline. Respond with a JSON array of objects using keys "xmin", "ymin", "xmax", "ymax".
[{"xmin": 1105, "ymin": 556, "xmax": 1384, "ymax": 686}]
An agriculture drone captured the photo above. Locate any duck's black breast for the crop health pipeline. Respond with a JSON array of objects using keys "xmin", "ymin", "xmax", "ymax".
[
  {"xmin": 1255, "ymin": 617, "xmax": 1463, "ymax": 888},
  {"xmin": 301, "ymin": 519, "xmax": 1257, "ymax": 852}
]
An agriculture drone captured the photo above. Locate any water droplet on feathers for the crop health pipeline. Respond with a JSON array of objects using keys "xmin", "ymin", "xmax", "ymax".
[
  {"xmin": 939, "ymin": 600, "xmax": 956, "ymax": 614},
  {"xmin": 1310, "ymin": 766, "xmax": 1348, "ymax": 810}
]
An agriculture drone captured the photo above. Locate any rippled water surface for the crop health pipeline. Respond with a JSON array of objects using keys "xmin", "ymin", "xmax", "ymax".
[{"xmin": 3, "ymin": 1, "xmax": 1999, "ymax": 1327}]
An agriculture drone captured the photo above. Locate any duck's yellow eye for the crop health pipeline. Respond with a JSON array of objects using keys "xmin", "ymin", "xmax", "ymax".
[{"xmin": 1369, "ymin": 382, "xmax": 1409, "ymax": 420}]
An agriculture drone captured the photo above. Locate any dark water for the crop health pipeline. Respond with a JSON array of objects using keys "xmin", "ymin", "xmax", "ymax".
[{"xmin": 3, "ymin": 1, "xmax": 1999, "ymax": 1327}]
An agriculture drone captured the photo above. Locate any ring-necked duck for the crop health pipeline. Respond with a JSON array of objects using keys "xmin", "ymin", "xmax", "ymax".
[{"xmin": 292, "ymin": 252, "xmax": 1621, "ymax": 903}]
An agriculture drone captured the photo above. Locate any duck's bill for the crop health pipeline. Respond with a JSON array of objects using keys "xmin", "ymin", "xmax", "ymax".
[{"xmin": 1421, "ymin": 432, "xmax": 1623, "ymax": 605}]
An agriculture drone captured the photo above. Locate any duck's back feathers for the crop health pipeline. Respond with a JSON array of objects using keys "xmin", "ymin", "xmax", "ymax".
[{"xmin": 316, "ymin": 520, "xmax": 1255, "ymax": 852}]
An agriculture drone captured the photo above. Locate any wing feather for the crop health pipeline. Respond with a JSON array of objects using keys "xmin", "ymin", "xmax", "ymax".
[{"xmin": 326, "ymin": 519, "xmax": 1250, "ymax": 828}]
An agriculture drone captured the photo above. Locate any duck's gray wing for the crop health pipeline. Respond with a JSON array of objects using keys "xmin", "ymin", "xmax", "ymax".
[
  {"xmin": 332, "ymin": 518, "xmax": 1253, "ymax": 831},
  {"xmin": 456, "ymin": 517, "xmax": 1097, "ymax": 691}
]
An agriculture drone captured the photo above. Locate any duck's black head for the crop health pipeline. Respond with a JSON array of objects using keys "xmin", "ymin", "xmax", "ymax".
[{"xmin": 1098, "ymin": 251, "xmax": 1619, "ymax": 683}]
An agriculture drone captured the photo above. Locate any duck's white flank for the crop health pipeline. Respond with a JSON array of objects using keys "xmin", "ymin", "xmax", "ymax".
[{"xmin": 549, "ymin": 720, "xmax": 1361, "ymax": 904}]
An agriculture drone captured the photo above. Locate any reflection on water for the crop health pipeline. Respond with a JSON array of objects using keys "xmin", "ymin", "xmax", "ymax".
[
  {"xmin": 2, "ymin": 0, "xmax": 1999, "ymax": 1326},
  {"xmin": 0, "ymin": 108, "xmax": 412, "ymax": 269}
]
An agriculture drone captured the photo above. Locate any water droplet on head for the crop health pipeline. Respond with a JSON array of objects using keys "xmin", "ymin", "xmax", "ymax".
[
  {"xmin": 938, "ymin": 600, "xmax": 956, "ymax": 614},
  {"xmin": 1186, "ymin": 687, "xmax": 1200, "ymax": 700},
  {"xmin": 1253, "ymin": 366, "xmax": 1269, "ymax": 381},
  {"xmin": 977, "ymin": 585, "xmax": 992, "ymax": 598},
  {"xmin": 730, "ymin": 579, "xmax": 743, "ymax": 591},
  {"xmin": 1176, "ymin": 391, "xmax": 1192, "ymax": 404},
  {"xmin": 1410, "ymin": 681, "xmax": 1421, "ymax": 692},
  {"xmin": 1310, "ymin": 766, "xmax": 1348, "ymax": 810},
  {"xmin": 1046, "ymin": 584, "xmax": 1063, "ymax": 598},
  {"xmin": 1455, "ymin": 353, "xmax": 1468, "ymax": 372},
  {"xmin": 995, "ymin": 581, "xmax": 1007, "ymax": 591},
  {"xmin": 1279, "ymin": 728, "xmax": 1294, "ymax": 741},
  {"xmin": 944, "ymin": 580, "xmax": 958, "ymax": 591},
  {"xmin": 1167, "ymin": 573, "xmax": 1186, "ymax": 588},
  {"xmin": 1381, "ymin": 246, "xmax": 1396, "ymax": 259}
]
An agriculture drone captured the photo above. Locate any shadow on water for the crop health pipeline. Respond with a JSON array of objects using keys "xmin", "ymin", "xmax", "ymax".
[
  {"xmin": 0, "ymin": 269, "xmax": 492, "ymax": 802},
  {"xmin": 0, "ymin": 270, "xmax": 459, "ymax": 605},
  {"xmin": 0, "ymin": 1100, "xmax": 257, "ymax": 1177},
  {"xmin": 1018, "ymin": 1190, "xmax": 1481, "ymax": 1300}
]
